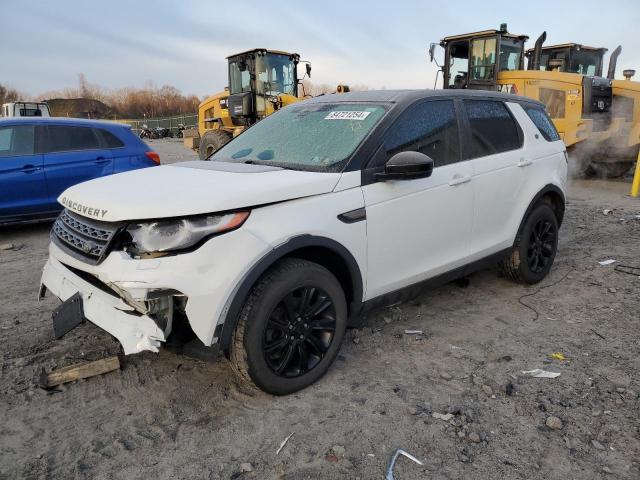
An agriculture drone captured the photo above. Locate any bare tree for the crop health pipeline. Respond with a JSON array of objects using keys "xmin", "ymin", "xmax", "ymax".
[
  {"xmin": 35, "ymin": 75, "xmax": 199, "ymax": 118},
  {"xmin": 0, "ymin": 83, "xmax": 25, "ymax": 105}
]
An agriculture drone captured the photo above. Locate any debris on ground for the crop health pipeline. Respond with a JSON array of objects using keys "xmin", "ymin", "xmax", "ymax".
[
  {"xmin": 275, "ymin": 432, "xmax": 294, "ymax": 455},
  {"xmin": 602, "ymin": 209, "xmax": 613, "ymax": 215},
  {"xmin": 614, "ymin": 264, "xmax": 640, "ymax": 277},
  {"xmin": 549, "ymin": 352, "xmax": 567, "ymax": 361},
  {"xmin": 239, "ymin": 462, "xmax": 253, "ymax": 473},
  {"xmin": 385, "ymin": 449, "xmax": 424, "ymax": 480},
  {"xmin": 0, "ymin": 243, "xmax": 15, "ymax": 251},
  {"xmin": 404, "ymin": 329, "xmax": 423, "ymax": 335},
  {"xmin": 546, "ymin": 416, "xmax": 563, "ymax": 430},
  {"xmin": 505, "ymin": 382, "xmax": 515, "ymax": 396},
  {"xmin": 468, "ymin": 432, "xmax": 481, "ymax": 443},
  {"xmin": 38, "ymin": 356, "xmax": 120, "ymax": 389},
  {"xmin": 432, "ymin": 412, "xmax": 454, "ymax": 421},
  {"xmin": 482, "ymin": 385, "xmax": 494, "ymax": 397},
  {"xmin": 408, "ymin": 404, "xmax": 431, "ymax": 416},
  {"xmin": 522, "ymin": 369, "xmax": 561, "ymax": 379},
  {"xmin": 598, "ymin": 259, "xmax": 617, "ymax": 266}
]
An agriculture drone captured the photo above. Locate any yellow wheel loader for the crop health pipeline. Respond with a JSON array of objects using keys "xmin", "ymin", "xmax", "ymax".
[
  {"xmin": 524, "ymin": 43, "xmax": 640, "ymax": 177},
  {"xmin": 431, "ymin": 24, "xmax": 640, "ymax": 177},
  {"xmin": 197, "ymin": 49, "xmax": 312, "ymax": 159}
]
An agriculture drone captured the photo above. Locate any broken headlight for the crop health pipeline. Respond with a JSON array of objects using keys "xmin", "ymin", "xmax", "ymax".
[{"xmin": 125, "ymin": 211, "xmax": 249, "ymax": 255}]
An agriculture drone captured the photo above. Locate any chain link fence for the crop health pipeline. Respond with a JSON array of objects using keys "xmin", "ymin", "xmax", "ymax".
[{"xmin": 121, "ymin": 113, "xmax": 197, "ymax": 135}]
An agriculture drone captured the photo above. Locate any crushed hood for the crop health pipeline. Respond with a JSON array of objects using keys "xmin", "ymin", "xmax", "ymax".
[{"xmin": 58, "ymin": 161, "xmax": 342, "ymax": 222}]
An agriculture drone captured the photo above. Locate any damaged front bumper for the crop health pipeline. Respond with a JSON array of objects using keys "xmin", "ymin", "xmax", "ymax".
[
  {"xmin": 40, "ymin": 256, "xmax": 166, "ymax": 354},
  {"xmin": 40, "ymin": 226, "xmax": 272, "ymax": 355}
]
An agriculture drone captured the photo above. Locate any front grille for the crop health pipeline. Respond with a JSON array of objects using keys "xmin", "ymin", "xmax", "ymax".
[{"xmin": 51, "ymin": 209, "xmax": 119, "ymax": 264}]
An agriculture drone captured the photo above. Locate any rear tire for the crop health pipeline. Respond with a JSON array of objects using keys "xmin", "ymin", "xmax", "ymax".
[
  {"xmin": 500, "ymin": 203, "xmax": 558, "ymax": 284},
  {"xmin": 198, "ymin": 130, "xmax": 232, "ymax": 160},
  {"xmin": 229, "ymin": 258, "xmax": 347, "ymax": 395}
]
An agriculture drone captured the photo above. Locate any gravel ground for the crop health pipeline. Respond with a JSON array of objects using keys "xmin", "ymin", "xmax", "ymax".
[{"xmin": 0, "ymin": 141, "xmax": 639, "ymax": 479}]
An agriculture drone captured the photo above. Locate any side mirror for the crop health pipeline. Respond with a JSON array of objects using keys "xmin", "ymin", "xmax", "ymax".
[
  {"xmin": 428, "ymin": 43, "xmax": 436, "ymax": 63},
  {"xmin": 306, "ymin": 63, "xmax": 312, "ymax": 78},
  {"xmin": 376, "ymin": 151, "xmax": 434, "ymax": 181}
]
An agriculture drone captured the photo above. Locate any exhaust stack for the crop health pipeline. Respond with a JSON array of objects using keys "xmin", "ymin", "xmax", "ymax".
[
  {"xmin": 607, "ymin": 45, "xmax": 622, "ymax": 80},
  {"xmin": 529, "ymin": 31, "xmax": 547, "ymax": 70}
]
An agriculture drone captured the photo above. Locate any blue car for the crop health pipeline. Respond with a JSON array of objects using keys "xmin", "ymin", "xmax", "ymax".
[{"xmin": 0, "ymin": 117, "xmax": 160, "ymax": 224}]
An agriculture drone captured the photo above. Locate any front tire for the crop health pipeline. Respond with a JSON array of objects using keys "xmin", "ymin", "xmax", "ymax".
[
  {"xmin": 230, "ymin": 258, "xmax": 347, "ymax": 395},
  {"xmin": 500, "ymin": 203, "xmax": 558, "ymax": 284},
  {"xmin": 198, "ymin": 129, "xmax": 232, "ymax": 160}
]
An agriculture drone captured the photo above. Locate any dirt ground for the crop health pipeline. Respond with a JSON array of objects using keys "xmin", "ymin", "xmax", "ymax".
[{"xmin": 1, "ymin": 141, "xmax": 639, "ymax": 479}]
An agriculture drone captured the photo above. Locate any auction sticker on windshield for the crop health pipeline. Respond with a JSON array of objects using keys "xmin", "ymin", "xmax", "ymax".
[{"xmin": 325, "ymin": 111, "xmax": 371, "ymax": 120}]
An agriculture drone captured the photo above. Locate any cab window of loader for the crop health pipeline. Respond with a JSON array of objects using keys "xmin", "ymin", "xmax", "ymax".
[
  {"xmin": 229, "ymin": 62, "xmax": 251, "ymax": 94},
  {"xmin": 471, "ymin": 37, "xmax": 497, "ymax": 81},
  {"xmin": 569, "ymin": 50, "xmax": 599, "ymax": 76},
  {"xmin": 255, "ymin": 55, "xmax": 296, "ymax": 97},
  {"xmin": 447, "ymin": 42, "xmax": 470, "ymax": 88},
  {"xmin": 499, "ymin": 38, "xmax": 523, "ymax": 71}
]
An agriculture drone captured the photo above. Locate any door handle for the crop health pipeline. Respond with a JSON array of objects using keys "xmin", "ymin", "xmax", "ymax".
[
  {"xmin": 95, "ymin": 157, "xmax": 110, "ymax": 164},
  {"xmin": 517, "ymin": 158, "xmax": 533, "ymax": 167},
  {"xmin": 21, "ymin": 164, "xmax": 41, "ymax": 173},
  {"xmin": 448, "ymin": 175, "xmax": 471, "ymax": 186}
]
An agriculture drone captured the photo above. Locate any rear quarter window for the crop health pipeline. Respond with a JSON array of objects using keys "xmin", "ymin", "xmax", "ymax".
[
  {"xmin": 463, "ymin": 100, "xmax": 522, "ymax": 158},
  {"xmin": 97, "ymin": 128, "xmax": 125, "ymax": 148},
  {"xmin": 523, "ymin": 105, "xmax": 561, "ymax": 141}
]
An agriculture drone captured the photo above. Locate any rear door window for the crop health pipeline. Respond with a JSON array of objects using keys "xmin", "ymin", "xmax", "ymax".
[
  {"xmin": 523, "ymin": 104, "xmax": 561, "ymax": 141},
  {"xmin": 0, "ymin": 125, "xmax": 35, "ymax": 156},
  {"xmin": 463, "ymin": 100, "xmax": 522, "ymax": 158},
  {"xmin": 384, "ymin": 100, "xmax": 460, "ymax": 167},
  {"xmin": 44, "ymin": 125, "xmax": 101, "ymax": 153}
]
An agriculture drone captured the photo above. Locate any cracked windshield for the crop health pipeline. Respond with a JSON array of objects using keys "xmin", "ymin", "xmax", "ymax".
[{"xmin": 214, "ymin": 103, "xmax": 386, "ymax": 171}]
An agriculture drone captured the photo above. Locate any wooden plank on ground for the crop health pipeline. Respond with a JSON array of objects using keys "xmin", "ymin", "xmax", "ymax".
[{"xmin": 39, "ymin": 356, "xmax": 120, "ymax": 389}]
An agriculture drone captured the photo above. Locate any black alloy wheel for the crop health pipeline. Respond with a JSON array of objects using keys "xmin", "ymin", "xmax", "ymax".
[
  {"xmin": 262, "ymin": 286, "xmax": 336, "ymax": 378},
  {"xmin": 500, "ymin": 203, "xmax": 559, "ymax": 284},
  {"xmin": 230, "ymin": 258, "xmax": 347, "ymax": 395},
  {"xmin": 526, "ymin": 218, "xmax": 557, "ymax": 274}
]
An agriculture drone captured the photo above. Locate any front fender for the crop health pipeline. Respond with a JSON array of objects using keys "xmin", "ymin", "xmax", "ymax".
[{"xmin": 217, "ymin": 234, "xmax": 363, "ymax": 356}]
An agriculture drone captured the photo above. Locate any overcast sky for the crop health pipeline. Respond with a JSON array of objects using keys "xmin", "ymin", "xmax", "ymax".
[{"xmin": 1, "ymin": 0, "xmax": 639, "ymax": 98}]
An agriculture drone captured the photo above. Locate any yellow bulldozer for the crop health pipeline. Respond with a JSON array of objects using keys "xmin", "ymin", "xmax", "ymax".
[{"xmin": 430, "ymin": 24, "xmax": 640, "ymax": 177}]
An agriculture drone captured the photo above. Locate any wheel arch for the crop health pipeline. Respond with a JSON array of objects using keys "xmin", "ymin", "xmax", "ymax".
[
  {"xmin": 218, "ymin": 235, "xmax": 364, "ymax": 356},
  {"xmin": 517, "ymin": 184, "xmax": 566, "ymax": 236}
]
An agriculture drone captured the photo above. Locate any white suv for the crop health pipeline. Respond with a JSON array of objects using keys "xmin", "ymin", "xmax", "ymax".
[{"xmin": 40, "ymin": 90, "xmax": 567, "ymax": 394}]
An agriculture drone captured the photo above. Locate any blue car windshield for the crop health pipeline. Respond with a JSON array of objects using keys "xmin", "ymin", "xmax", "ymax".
[{"xmin": 213, "ymin": 102, "xmax": 387, "ymax": 172}]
